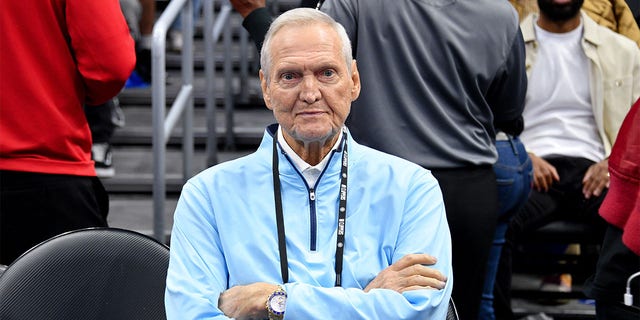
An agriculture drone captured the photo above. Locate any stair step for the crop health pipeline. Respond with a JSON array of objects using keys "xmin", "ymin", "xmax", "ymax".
[
  {"xmin": 117, "ymin": 69, "xmax": 264, "ymax": 107},
  {"xmin": 102, "ymin": 146, "xmax": 253, "ymax": 193},
  {"xmin": 111, "ymin": 105, "xmax": 274, "ymax": 146}
]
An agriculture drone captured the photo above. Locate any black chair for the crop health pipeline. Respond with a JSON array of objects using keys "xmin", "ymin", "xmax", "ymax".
[
  {"xmin": 0, "ymin": 227, "xmax": 169, "ymax": 320},
  {"xmin": 512, "ymin": 219, "xmax": 603, "ymax": 300}
]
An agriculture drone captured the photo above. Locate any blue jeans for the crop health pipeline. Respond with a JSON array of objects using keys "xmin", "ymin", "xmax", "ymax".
[{"xmin": 478, "ymin": 136, "xmax": 532, "ymax": 320}]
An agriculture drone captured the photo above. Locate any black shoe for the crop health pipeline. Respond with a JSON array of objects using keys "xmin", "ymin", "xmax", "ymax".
[{"xmin": 135, "ymin": 48, "xmax": 152, "ymax": 83}]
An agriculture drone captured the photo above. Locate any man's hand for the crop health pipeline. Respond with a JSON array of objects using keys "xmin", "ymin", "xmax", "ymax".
[
  {"xmin": 229, "ymin": 0, "xmax": 266, "ymax": 18},
  {"xmin": 582, "ymin": 159, "xmax": 609, "ymax": 199},
  {"xmin": 218, "ymin": 282, "xmax": 278, "ymax": 320},
  {"xmin": 364, "ymin": 253, "xmax": 447, "ymax": 293},
  {"xmin": 530, "ymin": 153, "xmax": 560, "ymax": 192}
]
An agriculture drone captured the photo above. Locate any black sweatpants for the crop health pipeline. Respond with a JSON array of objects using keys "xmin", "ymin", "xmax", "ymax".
[{"xmin": 0, "ymin": 171, "xmax": 109, "ymax": 265}]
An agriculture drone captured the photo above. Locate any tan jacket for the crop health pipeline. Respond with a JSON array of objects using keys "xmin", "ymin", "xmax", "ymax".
[
  {"xmin": 521, "ymin": 12, "xmax": 640, "ymax": 155},
  {"xmin": 510, "ymin": 0, "xmax": 640, "ymax": 46}
]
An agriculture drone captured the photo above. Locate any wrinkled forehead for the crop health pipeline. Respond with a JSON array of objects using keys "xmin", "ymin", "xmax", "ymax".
[{"xmin": 270, "ymin": 24, "xmax": 344, "ymax": 62}]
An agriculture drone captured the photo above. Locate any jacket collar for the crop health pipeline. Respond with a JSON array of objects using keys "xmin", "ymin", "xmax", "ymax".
[
  {"xmin": 265, "ymin": 123, "xmax": 348, "ymax": 153},
  {"xmin": 521, "ymin": 10, "xmax": 602, "ymax": 47},
  {"xmin": 262, "ymin": 124, "xmax": 352, "ymax": 178}
]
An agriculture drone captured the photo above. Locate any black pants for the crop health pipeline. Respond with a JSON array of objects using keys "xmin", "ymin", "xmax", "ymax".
[
  {"xmin": 0, "ymin": 171, "xmax": 109, "ymax": 265},
  {"xmin": 494, "ymin": 156, "xmax": 608, "ymax": 318},
  {"xmin": 584, "ymin": 225, "xmax": 640, "ymax": 319},
  {"xmin": 84, "ymin": 100, "xmax": 117, "ymax": 144},
  {"xmin": 431, "ymin": 165, "xmax": 498, "ymax": 320},
  {"xmin": 508, "ymin": 157, "xmax": 607, "ymax": 237}
]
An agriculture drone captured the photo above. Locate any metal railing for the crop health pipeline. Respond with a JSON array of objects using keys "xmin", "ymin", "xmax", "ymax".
[
  {"xmin": 204, "ymin": 0, "xmax": 234, "ymax": 166},
  {"xmin": 151, "ymin": 0, "xmax": 239, "ymax": 242},
  {"xmin": 151, "ymin": 0, "xmax": 194, "ymax": 242}
]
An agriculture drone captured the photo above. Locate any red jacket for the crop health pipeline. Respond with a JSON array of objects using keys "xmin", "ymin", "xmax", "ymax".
[
  {"xmin": 599, "ymin": 98, "xmax": 640, "ymax": 255},
  {"xmin": 0, "ymin": 0, "xmax": 135, "ymax": 176}
]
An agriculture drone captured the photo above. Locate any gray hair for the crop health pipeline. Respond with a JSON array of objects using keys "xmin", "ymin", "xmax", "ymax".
[{"xmin": 260, "ymin": 8, "xmax": 353, "ymax": 85}]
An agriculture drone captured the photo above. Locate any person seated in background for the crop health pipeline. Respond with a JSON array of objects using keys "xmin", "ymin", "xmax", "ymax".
[
  {"xmin": 496, "ymin": 0, "xmax": 640, "ymax": 316},
  {"xmin": 510, "ymin": 0, "xmax": 640, "ymax": 46},
  {"xmin": 584, "ymin": 97, "xmax": 640, "ymax": 319},
  {"xmin": 165, "ymin": 8, "xmax": 453, "ymax": 319}
]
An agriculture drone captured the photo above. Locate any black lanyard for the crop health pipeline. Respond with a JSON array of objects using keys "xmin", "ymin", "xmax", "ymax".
[{"xmin": 272, "ymin": 132, "xmax": 348, "ymax": 287}]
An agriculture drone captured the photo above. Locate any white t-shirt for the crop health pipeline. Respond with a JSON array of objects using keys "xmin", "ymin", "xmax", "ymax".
[{"xmin": 521, "ymin": 20, "xmax": 605, "ymax": 163}]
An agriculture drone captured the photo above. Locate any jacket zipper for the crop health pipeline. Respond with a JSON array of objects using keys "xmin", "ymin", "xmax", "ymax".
[
  {"xmin": 283, "ymin": 147, "xmax": 340, "ymax": 252},
  {"xmin": 309, "ymin": 188, "xmax": 317, "ymax": 251}
]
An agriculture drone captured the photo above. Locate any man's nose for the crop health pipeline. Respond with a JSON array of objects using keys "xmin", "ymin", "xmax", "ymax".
[{"xmin": 299, "ymin": 76, "xmax": 321, "ymax": 103}]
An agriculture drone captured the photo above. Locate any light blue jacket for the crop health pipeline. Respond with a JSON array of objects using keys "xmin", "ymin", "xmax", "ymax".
[{"xmin": 165, "ymin": 125, "xmax": 453, "ymax": 319}]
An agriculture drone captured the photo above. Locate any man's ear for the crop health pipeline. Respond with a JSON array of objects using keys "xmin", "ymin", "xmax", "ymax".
[
  {"xmin": 259, "ymin": 69, "xmax": 273, "ymax": 110},
  {"xmin": 350, "ymin": 60, "xmax": 361, "ymax": 101}
]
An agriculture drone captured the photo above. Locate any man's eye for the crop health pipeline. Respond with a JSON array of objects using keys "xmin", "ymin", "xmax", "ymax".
[
  {"xmin": 322, "ymin": 70, "xmax": 335, "ymax": 77},
  {"xmin": 281, "ymin": 73, "xmax": 296, "ymax": 81}
]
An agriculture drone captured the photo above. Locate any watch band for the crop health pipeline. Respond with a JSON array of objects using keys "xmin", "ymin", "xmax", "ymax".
[{"xmin": 266, "ymin": 286, "xmax": 287, "ymax": 320}]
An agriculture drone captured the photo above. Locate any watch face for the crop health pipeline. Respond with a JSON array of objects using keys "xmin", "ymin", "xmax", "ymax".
[{"xmin": 269, "ymin": 294, "xmax": 287, "ymax": 313}]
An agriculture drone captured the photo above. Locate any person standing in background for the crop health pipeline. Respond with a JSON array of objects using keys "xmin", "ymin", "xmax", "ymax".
[
  {"xmin": 84, "ymin": 97, "xmax": 125, "ymax": 178},
  {"xmin": 0, "ymin": 0, "xmax": 136, "ymax": 265},
  {"xmin": 168, "ymin": 0, "xmax": 202, "ymax": 52},
  {"xmin": 121, "ymin": 0, "xmax": 156, "ymax": 84},
  {"xmin": 480, "ymin": 133, "xmax": 533, "ymax": 320},
  {"xmin": 228, "ymin": 1, "xmax": 527, "ymax": 319}
]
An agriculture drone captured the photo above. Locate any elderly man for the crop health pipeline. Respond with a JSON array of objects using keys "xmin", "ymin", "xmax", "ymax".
[{"xmin": 165, "ymin": 8, "xmax": 452, "ymax": 320}]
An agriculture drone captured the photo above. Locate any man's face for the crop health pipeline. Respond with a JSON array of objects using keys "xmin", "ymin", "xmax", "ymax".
[
  {"xmin": 260, "ymin": 23, "xmax": 360, "ymax": 145},
  {"xmin": 538, "ymin": 0, "xmax": 584, "ymax": 21}
]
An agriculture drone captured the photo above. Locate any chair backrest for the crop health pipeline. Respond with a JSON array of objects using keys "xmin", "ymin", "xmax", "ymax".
[{"xmin": 0, "ymin": 227, "xmax": 169, "ymax": 320}]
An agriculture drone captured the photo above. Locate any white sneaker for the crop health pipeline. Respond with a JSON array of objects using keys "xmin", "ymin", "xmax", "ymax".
[{"xmin": 92, "ymin": 143, "xmax": 115, "ymax": 178}]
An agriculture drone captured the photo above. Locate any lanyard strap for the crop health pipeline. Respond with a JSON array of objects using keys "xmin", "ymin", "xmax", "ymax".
[
  {"xmin": 272, "ymin": 135, "xmax": 289, "ymax": 283},
  {"xmin": 272, "ymin": 133, "xmax": 348, "ymax": 286}
]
